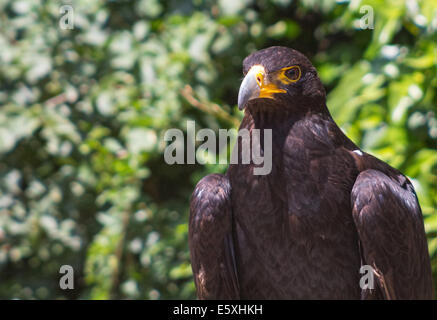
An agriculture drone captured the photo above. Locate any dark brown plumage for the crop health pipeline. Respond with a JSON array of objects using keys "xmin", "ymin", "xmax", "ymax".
[{"xmin": 188, "ymin": 46, "xmax": 433, "ymax": 299}]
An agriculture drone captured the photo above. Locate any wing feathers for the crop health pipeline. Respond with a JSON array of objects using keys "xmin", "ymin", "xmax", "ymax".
[
  {"xmin": 351, "ymin": 169, "xmax": 433, "ymax": 299},
  {"xmin": 188, "ymin": 174, "xmax": 239, "ymax": 299}
]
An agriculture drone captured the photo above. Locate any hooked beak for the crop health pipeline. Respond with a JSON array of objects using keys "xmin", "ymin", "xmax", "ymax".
[{"xmin": 237, "ymin": 65, "xmax": 286, "ymax": 110}]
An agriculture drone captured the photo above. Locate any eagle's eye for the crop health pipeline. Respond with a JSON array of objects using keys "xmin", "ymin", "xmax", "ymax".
[{"xmin": 283, "ymin": 66, "xmax": 301, "ymax": 82}]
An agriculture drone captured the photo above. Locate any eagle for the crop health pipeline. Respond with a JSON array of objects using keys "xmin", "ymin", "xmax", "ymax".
[{"xmin": 188, "ymin": 46, "xmax": 433, "ymax": 299}]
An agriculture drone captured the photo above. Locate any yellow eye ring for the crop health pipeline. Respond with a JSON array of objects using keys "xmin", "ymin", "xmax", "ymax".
[{"xmin": 279, "ymin": 65, "xmax": 301, "ymax": 84}]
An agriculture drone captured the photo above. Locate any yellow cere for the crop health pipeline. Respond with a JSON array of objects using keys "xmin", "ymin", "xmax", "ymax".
[{"xmin": 249, "ymin": 65, "xmax": 287, "ymax": 99}]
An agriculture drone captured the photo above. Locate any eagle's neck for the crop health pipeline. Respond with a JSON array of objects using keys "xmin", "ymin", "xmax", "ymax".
[
  {"xmin": 242, "ymin": 97, "xmax": 330, "ymax": 131},
  {"xmin": 239, "ymin": 98, "xmax": 346, "ymax": 173}
]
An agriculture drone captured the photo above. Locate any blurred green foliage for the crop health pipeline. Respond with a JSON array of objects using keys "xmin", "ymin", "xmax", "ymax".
[{"xmin": 0, "ymin": 0, "xmax": 436, "ymax": 299}]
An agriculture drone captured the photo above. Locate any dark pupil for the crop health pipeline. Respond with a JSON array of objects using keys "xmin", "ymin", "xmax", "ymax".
[{"xmin": 287, "ymin": 68, "xmax": 298, "ymax": 79}]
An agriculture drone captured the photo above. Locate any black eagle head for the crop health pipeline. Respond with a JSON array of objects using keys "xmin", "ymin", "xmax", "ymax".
[{"xmin": 238, "ymin": 46, "xmax": 326, "ymax": 111}]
